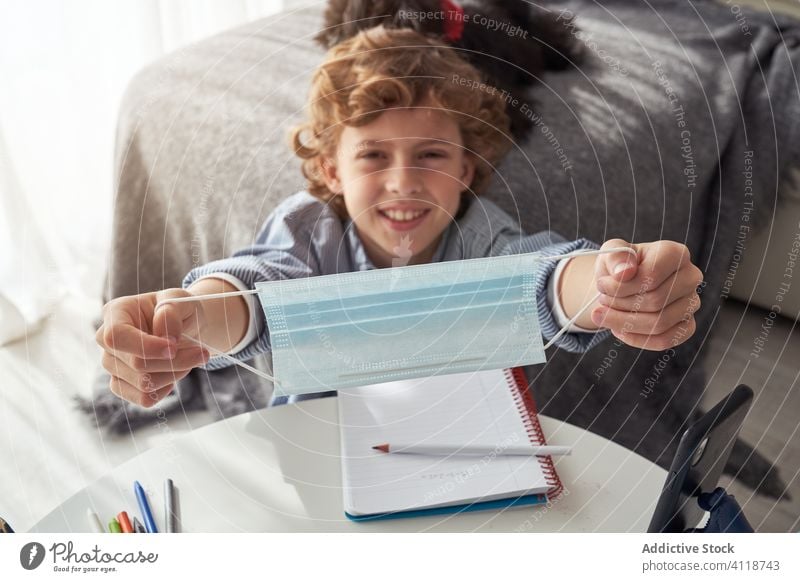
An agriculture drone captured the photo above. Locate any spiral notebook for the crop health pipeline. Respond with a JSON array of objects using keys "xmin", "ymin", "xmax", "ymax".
[{"xmin": 338, "ymin": 367, "xmax": 563, "ymax": 520}]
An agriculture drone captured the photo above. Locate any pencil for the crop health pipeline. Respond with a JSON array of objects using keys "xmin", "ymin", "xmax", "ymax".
[
  {"xmin": 117, "ymin": 511, "xmax": 134, "ymax": 533},
  {"xmin": 164, "ymin": 479, "xmax": 177, "ymax": 533},
  {"xmin": 86, "ymin": 509, "xmax": 104, "ymax": 533},
  {"xmin": 134, "ymin": 481, "xmax": 158, "ymax": 533},
  {"xmin": 1, "ymin": 516, "xmax": 15, "ymax": 533},
  {"xmin": 372, "ymin": 443, "xmax": 572, "ymax": 456}
]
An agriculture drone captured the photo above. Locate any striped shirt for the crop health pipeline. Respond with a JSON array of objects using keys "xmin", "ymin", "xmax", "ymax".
[{"xmin": 184, "ymin": 191, "xmax": 610, "ymax": 369}]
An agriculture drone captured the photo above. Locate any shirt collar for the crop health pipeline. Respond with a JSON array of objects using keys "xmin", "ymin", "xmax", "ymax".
[{"xmin": 344, "ymin": 221, "xmax": 374, "ymax": 271}]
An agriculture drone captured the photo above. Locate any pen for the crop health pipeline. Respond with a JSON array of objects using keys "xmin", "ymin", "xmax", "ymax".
[
  {"xmin": 134, "ymin": 481, "xmax": 158, "ymax": 533},
  {"xmin": 108, "ymin": 518, "xmax": 122, "ymax": 533},
  {"xmin": 371, "ymin": 443, "xmax": 573, "ymax": 457},
  {"xmin": 86, "ymin": 509, "xmax": 104, "ymax": 533},
  {"xmin": 117, "ymin": 511, "xmax": 134, "ymax": 533},
  {"xmin": 164, "ymin": 479, "xmax": 177, "ymax": 533},
  {"xmin": 0, "ymin": 517, "xmax": 14, "ymax": 533},
  {"xmin": 132, "ymin": 517, "xmax": 146, "ymax": 533}
]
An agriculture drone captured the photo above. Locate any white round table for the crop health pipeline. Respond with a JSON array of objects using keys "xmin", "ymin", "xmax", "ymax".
[{"xmin": 31, "ymin": 398, "xmax": 667, "ymax": 532}]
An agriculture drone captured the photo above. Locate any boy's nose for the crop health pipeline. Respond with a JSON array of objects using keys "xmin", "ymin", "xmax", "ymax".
[{"xmin": 384, "ymin": 164, "xmax": 423, "ymax": 196}]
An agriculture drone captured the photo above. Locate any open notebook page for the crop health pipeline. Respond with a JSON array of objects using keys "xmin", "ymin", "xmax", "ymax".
[{"xmin": 338, "ymin": 369, "xmax": 549, "ymax": 516}]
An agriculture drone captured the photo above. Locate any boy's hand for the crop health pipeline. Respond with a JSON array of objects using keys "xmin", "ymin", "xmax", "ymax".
[
  {"xmin": 592, "ymin": 239, "xmax": 704, "ymax": 350},
  {"xmin": 95, "ymin": 289, "xmax": 210, "ymax": 408}
]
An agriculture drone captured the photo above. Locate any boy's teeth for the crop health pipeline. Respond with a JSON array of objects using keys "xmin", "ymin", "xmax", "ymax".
[{"xmin": 382, "ymin": 209, "xmax": 426, "ymax": 221}]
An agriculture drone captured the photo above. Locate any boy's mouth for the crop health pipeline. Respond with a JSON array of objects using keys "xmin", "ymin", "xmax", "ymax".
[{"xmin": 377, "ymin": 208, "xmax": 431, "ymax": 231}]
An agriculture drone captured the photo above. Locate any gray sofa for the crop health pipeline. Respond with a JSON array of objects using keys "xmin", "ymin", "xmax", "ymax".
[{"xmin": 89, "ymin": 0, "xmax": 799, "ymax": 497}]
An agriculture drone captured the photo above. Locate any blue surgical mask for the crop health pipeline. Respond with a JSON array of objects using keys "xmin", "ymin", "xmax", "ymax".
[
  {"xmin": 257, "ymin": 252, "xmax": 544, "ymax": 396},
  {"xmin": 255, "ymin": 248, "xmax": 628, "ymax": 397},
  {"xmin": 162, "ymin": 248, "xmax": 634, "ymax": 397}
]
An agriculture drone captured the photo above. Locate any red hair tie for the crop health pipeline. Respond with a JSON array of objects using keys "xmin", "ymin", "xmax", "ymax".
[{"xmin": 440, "ymin": 0, "xmax": 465, "ymax": 43}]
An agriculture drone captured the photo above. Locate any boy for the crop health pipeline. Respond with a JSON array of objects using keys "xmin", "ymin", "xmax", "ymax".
[{"xmin": 97, "ymin": 27, "xmax": 703, "ymax": 407}]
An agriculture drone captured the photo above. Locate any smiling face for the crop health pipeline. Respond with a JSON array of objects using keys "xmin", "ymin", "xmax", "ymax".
[{"xmin": 320, "ymin": 101, "xmax": 475, "ymax": 268}]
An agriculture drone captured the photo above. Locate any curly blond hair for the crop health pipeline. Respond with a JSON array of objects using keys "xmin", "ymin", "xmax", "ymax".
[{"xmin": 289, "ymin": 25, "xmax": 511, "ymax": 216}]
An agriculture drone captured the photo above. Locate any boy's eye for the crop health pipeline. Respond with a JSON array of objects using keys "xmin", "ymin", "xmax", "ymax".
[
  {"xmin": 422, "ymin": 151, "xmax": 446, "ymax": 159},
  {"xmin": 359, "ymin": 151, "xmax": 383, "ymax": 159}
]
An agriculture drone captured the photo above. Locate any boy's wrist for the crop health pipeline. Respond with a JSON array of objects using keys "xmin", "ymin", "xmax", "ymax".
[
  {"xmin": 557, "ymin": 255, "xmax": 602, "ymax": 330},
  {"xmin": 186, "ymin": 277, "xmax": 251, "ymax": 353}
]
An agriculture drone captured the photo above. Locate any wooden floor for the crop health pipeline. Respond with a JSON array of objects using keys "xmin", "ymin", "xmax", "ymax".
[{"xmin": 700, "ymin": 298, "xmax": 799, "ymax": 532}]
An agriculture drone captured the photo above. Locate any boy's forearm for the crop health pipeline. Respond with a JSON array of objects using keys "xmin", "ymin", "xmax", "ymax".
[
  {"xmin": 186, "ymin": 277, "xmax": 250, "ymax": 353},
  {"xmin": 557, "ymin": 255, "xmax": 602, "ymax": 330}
]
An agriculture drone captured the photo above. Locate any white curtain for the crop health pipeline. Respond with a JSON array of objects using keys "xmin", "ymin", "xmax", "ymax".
[{"xmin": 0, "ymin": 0, "xmax": 285, "ymax": 345}]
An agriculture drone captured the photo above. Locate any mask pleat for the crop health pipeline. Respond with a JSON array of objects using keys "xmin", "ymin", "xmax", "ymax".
[
  {"xmin": 276, "ymin": 296, "xmax": 527, "ymax": 335},
  {"xmin": 280, "ymin": 284, "xmax": 525, "ymax": 328},
  {"xmin": 277, "ymin": 276, "xmax": 525, "ymax": 317}
]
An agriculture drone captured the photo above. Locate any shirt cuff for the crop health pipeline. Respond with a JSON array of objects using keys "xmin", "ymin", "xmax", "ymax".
[
  {"xmin": 547, "ymin": 258, "xmax": 599, "ymax": 334},
  {"xmin": 192, "ymin": 273, "xmax": 262, "ymax": 356}
]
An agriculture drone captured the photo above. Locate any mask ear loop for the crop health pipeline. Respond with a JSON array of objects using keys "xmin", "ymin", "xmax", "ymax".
[
  {"xmin": 542, "ymin": 246, "xmax": 638, "ymax": 350},
  {"xmin": 182, "ymin": 334, "xmax": 278, "ymax": 384},
  {"xmin": 155, "ymin": 246, "xmax": 638, "ymax": 383},
  {"xmin": 156, "ymin": 290, "xmax": 279, "ymax": 385}
]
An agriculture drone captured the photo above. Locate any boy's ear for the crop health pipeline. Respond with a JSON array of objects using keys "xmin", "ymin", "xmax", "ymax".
[
  {"xmin": 319, "ymin": 156, "xmax": 342, "ymax": 194},
  {"xmin": 461, "ymin": 155, "xmax": 476, "ymax": 191}
]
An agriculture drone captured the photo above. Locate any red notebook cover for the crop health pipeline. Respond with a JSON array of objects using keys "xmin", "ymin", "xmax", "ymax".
[{"xmin": 504, "ymin": 367, "xmax": 565, "ymax": 499}]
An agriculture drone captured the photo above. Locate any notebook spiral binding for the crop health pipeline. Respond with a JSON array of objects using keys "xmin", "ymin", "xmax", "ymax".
[{"xmin": 505, "ymin": 367, "xmax": 565, "ymax": 499}]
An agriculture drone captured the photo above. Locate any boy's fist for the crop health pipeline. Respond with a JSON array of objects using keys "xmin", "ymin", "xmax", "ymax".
[
  {"xmin": 592, "ymin": 239, "xmax": 704, "ymax": 350},
  {"xmin": 95, "ymin": 288, "xmax": 210, "ymax": 408}
]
